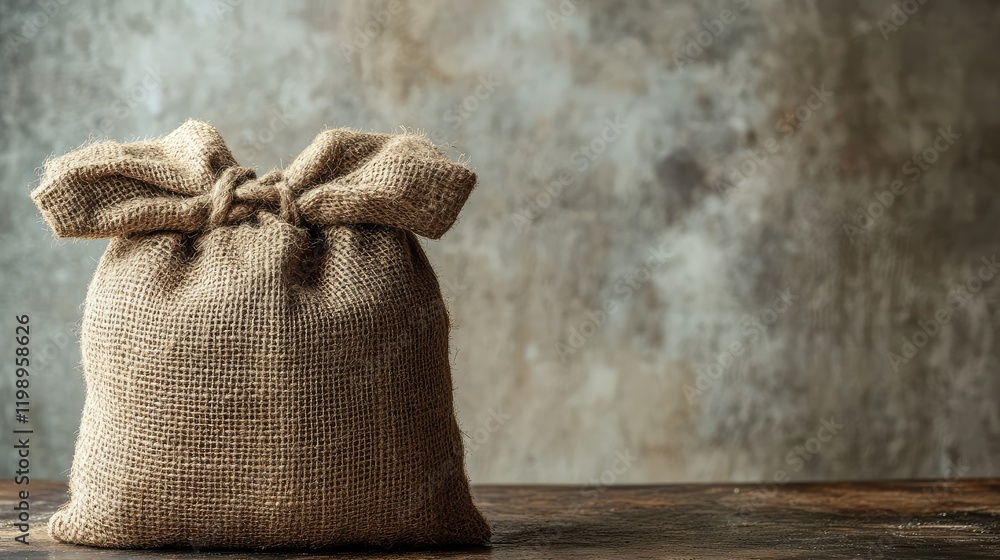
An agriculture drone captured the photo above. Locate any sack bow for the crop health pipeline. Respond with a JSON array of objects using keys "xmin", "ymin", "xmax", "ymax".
[{"xmin": 31, "ymin": 120, "xmax": 477, "ymax": 240}]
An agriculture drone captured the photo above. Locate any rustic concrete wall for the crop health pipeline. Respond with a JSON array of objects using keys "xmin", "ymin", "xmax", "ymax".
[{"xmin": 2, "ymin": 0, "xmax": 998, "ymax": 484}]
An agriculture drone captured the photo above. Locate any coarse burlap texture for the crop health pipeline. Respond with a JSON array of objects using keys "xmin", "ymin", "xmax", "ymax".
[{"xmin": 31, "ymin": 120, "xmax": 491, "ymax": 549}]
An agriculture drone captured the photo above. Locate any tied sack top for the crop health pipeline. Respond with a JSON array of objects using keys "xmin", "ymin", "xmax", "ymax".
[{"xmin": 32, "ymin": 119, "xmax": 477, "ymax": 239}]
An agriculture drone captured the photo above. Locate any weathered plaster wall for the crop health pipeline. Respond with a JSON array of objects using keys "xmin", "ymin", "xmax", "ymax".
[{"xmin": 2, "ymin": 0, "xmax": 998, "ymax": 484}]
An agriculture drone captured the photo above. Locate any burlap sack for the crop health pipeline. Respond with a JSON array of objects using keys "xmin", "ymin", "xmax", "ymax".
[{"xmin": 31, "ymin": 120, "xmax": 491, "ymax": 549}]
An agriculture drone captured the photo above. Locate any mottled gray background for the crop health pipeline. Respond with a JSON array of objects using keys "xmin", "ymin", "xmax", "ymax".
[{"xmin": 2, "ymin": 0, "xmax": 999, "ymax": 485}]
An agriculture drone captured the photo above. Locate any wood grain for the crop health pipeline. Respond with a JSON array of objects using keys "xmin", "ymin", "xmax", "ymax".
[{"xmin": 2, "ymin": 479, "xmax": 998, "ymax": 559}]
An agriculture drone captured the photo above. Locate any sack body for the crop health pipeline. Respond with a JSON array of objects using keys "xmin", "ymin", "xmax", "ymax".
[{"xmin": 31, "ymin": 120, "xmax": 491, "ymax": 549}]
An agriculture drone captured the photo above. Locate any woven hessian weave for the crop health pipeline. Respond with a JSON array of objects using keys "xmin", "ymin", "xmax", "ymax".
[{"xmin": 31, "ymin": 120, "xmax": 491, "ymax": 549}]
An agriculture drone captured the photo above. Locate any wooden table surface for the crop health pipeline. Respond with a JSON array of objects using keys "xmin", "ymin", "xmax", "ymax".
[{"xmin": 2, "ymin": 479, "xmax": 998, "ymax": 559}]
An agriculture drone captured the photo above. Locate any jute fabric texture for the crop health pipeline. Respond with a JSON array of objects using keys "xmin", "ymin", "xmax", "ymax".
[{"xmin": 31, "ymin": 120, "xmax": 490, "ymax": 549}]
